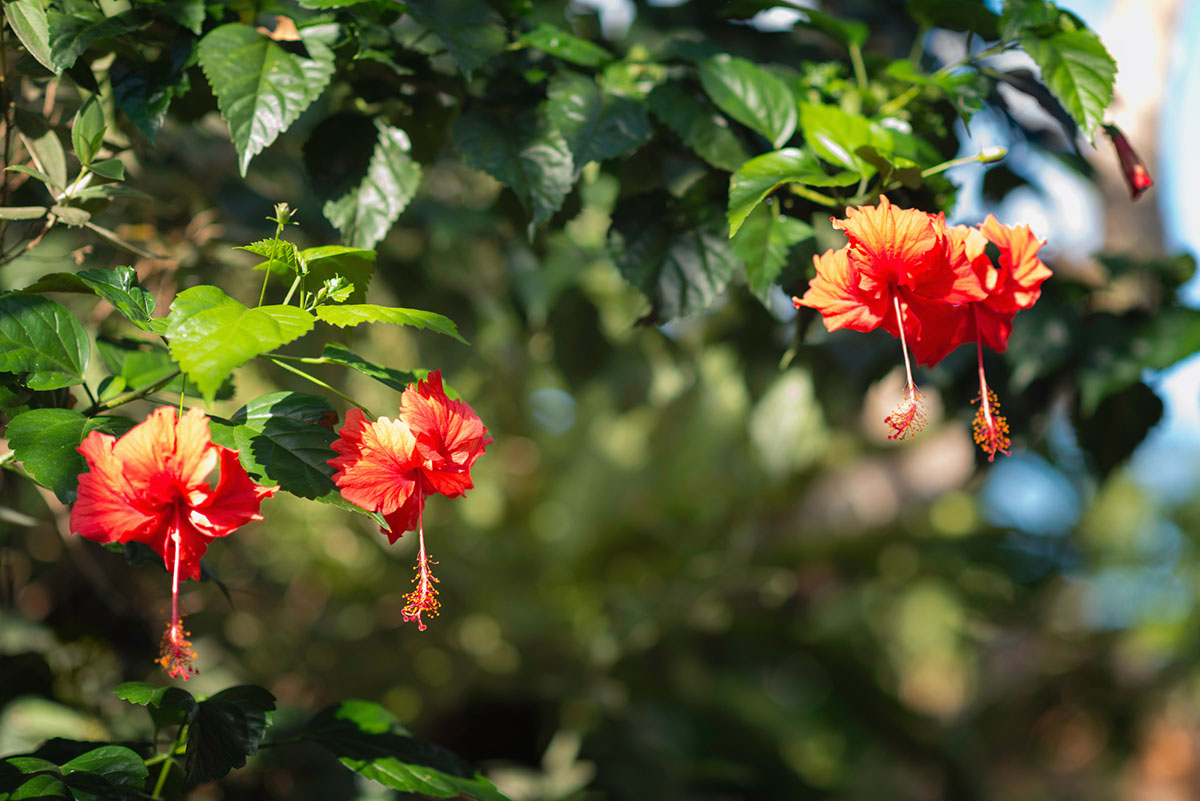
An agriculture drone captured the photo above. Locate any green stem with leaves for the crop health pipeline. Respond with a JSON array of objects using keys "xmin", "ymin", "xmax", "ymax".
[
  {"xmin": 83, "ymin": 370, "xmax": 182, "ymax": 416},
  {"xmin": 151, "ymin": 722, "xmax": 189, "ymax": 800}
]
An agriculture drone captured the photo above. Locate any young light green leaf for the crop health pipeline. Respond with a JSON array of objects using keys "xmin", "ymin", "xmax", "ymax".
[
  {"xmin": 5, "ymin": 0, "xmax": 56, "ymax": 73},
  {"xmin": 647, "ymin": 81, "xmax": 749, "ymax": 172},
  {"xmin": 315, "ymin": 304, "xmax": 467, "ymax": 344},
  {"xmin": 239, "ymin": 238, "xmax": 306, "ymax": 276},
  {"xmin": 299, "ymin": 246, "xmax": 375, "ymax": 303},
  {"xmin": 6, "ymin": 410, "xmax": 135, "ymax": 502},
  {"xmin": 516, "ymin": 23, "xmax": 613, "ymax": 68},
  {"xmin": 302, "ymin": 700, "xmax": 512, "ymax": 801},
  {"xmin": 453, "ymin": 108, "xmax": 573, "ymax": 235},
  {"xmin": 23, "ymin": 265, "xmax": 156, "ymax": 329},
  {"xmin": 1020, "ymin": 29, "xmax": 1115, "ymax": 142},
  {"xmin": 798, "ymin": 102, "xmax": 893, "ymax": 175},
  {"xmin": 197, "ymin": 23, "xmax": 335, "ymax": 175},
  {"xmin": 165, "ymin": 286, "xmax": 315, "ymax": 402},
  {"xmin": 405, "ymin": 0, "xmax": 506, "ymax": 77},
  {"xmin": 727, "ymin": 148, "xmax": 857, "ymax": 236},
  {"xmin": 0, "ymin": 294, "xmax": 90, "ymax": 389},
  {"xmin": 543, "ymin": 72, "xmax": 651, "ymax": 177},
  {"xmin": 322, "ymin": 122, "xmax": 422, "ymax": 249},
  {"xmin": 71, "ymin": 95, "xmax": 105, "ymax": 165},
  {"xmin": 698, "ymin": 54, "xmax": 797, "ymax": 148}
]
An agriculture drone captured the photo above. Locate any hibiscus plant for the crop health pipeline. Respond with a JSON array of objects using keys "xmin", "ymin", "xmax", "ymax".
[{"xmin": 0, "ymin": 0, "xmax": 1189, "ymax": 799}]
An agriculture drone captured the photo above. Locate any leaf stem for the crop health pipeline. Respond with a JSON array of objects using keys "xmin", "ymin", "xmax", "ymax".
[
  {"xmin": 787, "ymin": 184, "xmax": 840, "ymax": 208},
  {"xmin": 84, "ymin": 369, "xmax": 182, "ymax": 416},
  {"xmin": 281, "ymin": 274, "xmax": 302, "ymax": 306},
  {"xmin": 262, "ymin": 355, "xmax": 372, "ymax": 413},
  {"xmin": 848, "ymin": 42, "xmax": 868, "ymax": 88}
]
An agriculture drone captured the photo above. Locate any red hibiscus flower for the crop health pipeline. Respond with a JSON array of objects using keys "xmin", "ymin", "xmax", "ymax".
[
  {"xmin": 71, "ymin": 406, "xmax": 276, "ymax": 678},
  {"xmin": 329, "ymin": 370, "xmax": 491, "ymax": 630}
]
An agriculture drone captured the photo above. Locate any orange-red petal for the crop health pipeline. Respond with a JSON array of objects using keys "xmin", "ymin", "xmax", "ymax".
[{"xmin": 793, "ymin": 247, "xmax": 888, "ymax": 333}]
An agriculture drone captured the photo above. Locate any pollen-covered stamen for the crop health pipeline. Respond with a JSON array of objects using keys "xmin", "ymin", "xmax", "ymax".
[
  {"xmin": 401, "ymin": 485, "xmax": 440, "ymax": 631},
  {"xmin": 972, "ymin": 331, "xmax": 1011, "ymax": 461},
  {"xmin": 158, "ymin": 523, "xmax": 198, "ymax": 680},
  {"xmin": 885, "ymin": 296, "xmax": 928, "ymax": 440}
]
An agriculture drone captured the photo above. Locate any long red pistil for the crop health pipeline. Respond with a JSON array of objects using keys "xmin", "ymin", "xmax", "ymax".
[
  {"xmin": 884, "ymin": 295, "xmax": 927, "ymax": 440},
  {"xmin": 972, "ymin": 309, "xmax": 1011, "ymax": 461},
  {"xmin": 158, "ymin": 511, "xmax": 198, "ymax": 679},
  {"xmin": 402, "ymin": 479, "xmax": 440, "ymax": 631}
]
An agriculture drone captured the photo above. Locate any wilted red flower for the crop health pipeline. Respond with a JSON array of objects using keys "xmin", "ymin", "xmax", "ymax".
[
  {"xmin": 1104, "ymin": 124, "xmax": 1153, "ymax": 200},
  {"xmin": 70, "ymin": 406, "xmax": 276, "ymax": 678},
  {"xmin": 329, "ymin": 371, "xmax": 491, "ymax": 630}
]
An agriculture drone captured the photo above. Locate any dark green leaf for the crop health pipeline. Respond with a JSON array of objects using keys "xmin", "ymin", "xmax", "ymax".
[
  {"xmin": 114, "ymin": 682, "xmax": 197, "ymax": 731},
  {"xmin": 46, "ymin": 8, "xmax": 140, "ymax": 71},
  {"xmin": 698, "ymin": 54, "xmax": 797, "ymax": 149},
  {"xmin": 61, "ymin": 746, "xmax": 148, "ymax": 789},
  {"xmin": 1020, "ymin": 29, "xmax": 1115, "ymax": 141},
  {"xmin": 3, "ymin": 772, "xmax": 70, "ymax": 799},
  {"xmin": 185, "ymin": 686, "xmax": 276, "ymax": 785},
  {"xmin": 611, "ymin": 192, "xmax": 740, "ymax": 321},
  {"xmin": 516, "ymin": 23, "xmax": 612, "ymax": 68},
  {"xmin": 23, "ymin": 266, "xmax": 155, "ymax": 329},
  {"xmin": 5, "ymin": 410, "xmax": 134, "ymax": 502},
  {"xmin": 71, "ymin": 96, "xmax": 105, "ymax": 165},
  {"xmin": 303, "ymin": 700, "xmax": 511, "ymax": 801},
  {"xmin": 320, "ymin": 343, "xmax": 420, "ymax": 393},
  {"xmin": 453, "ymin": 108, "xmax": 573, "ymax": 235},
  {"xmin": 5, "ymin": 0, "xmax": 56, "ymax": 73},
  {"xmin": 544, "ymin": 72, "xmax": 651, "ymax": 178},
  {"xmin": 727, "ymin": 147, "xmax": 857, "ymax": 235},
  {"xmin": 731, "ymin": 204, "xmax": 812, "ymax": 301},
  {"xmin": 49, "ymin": 204, "xmax": 89, "ymax": 226},
  {"xmin": 908, "ymin": 0, "xmax": 1000, "ymax": 39},
  {"xmin": 165, "ymin": 286, "xmax": 315, "ymax": 402},
  {"xmin": 111, "ymin": 36, "xmax": 194, "ymax": 142},
  {"xmin": 197, "ymin": 23, "xmax": 335, "ymax": 175},
  {"xmin": 0, "ymin": 293, "xmax": 89, "ymax": 389},
  {"xmin": 1075, "ymin": 381, "xmax": 1162, "ymax": 478},
  {"xmin": 315, "ymin": 304, "xmax": 467, "ymax": 344},
  {"xmin": 148, "ymin": 0, "xmax": 204, "ymax": 34},
  {"xmin": 13, "ymin": 108, "xmax": 67, "ymax": 189},
  {"xmin": 1000, "ymin": 0, "xmax": 1060, "ymax": 41},
  {"xmin": 229, "ymin": 391, "xmax": 336, "ymax": 431},
  {"xmin": 795, "ymin": 7, "xmax": 869, "ymax": 49},
  {"xmin": 647, "ymin": 81, "xmax": 749, "ymax": 172},
  {"xmin": 321, "ymin": 122, "xmax": 422, "ymax": 249},
  {"xmin": 85, "ymin": 158, "xmax": 123, "ymax": 180},
  {"xmin": 405, "ymin": 0, "xmax": 506, "ymax": 77}
]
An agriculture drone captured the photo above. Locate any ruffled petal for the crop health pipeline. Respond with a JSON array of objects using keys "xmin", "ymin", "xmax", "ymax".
[
  {"xmin": 192, "ymin": 447, "xmax": 275, "ymax": 538},
  {"xmin": 400, "ymin": 372, "xmax": 491, "ymax": 499},
  {"xmin": 330, "ymin": 414, "xmax": 422, "ymax": 516},
  {"xmin": 793, "ymin": 248, "xmax": 888, "ymax": 333},
  {"xmin": 979, "ymin": 215, "xmax": 1052, "ymax": 312},
  {"xmin": 834, "ymin": 195, "xmax": 939, "ymax": 293},
  {"xmin": 71, "ymin": 430, "xmax": 163, "ymax": 545},
  {"xmin": 380, "ymin": 490, "xmax": 425, "ymax": 544}
]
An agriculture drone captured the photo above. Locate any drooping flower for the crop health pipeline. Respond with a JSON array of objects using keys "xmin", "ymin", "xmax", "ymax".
[
  {"xmin": 70, "ymin": 406, "xmax": 276, "ymax": 678},
  {"xmin": 329, "ymin": 371, "xmax": 491, "ymax": 630},
  {"xmin": 1104, "ymin": 124, "xmax": 1153, "ymax": 200}
]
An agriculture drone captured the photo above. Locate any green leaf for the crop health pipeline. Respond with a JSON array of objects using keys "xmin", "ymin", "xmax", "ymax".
[
  {"xmin": 647, "ymin": 81, "xmax": 749, "ymax": 172},
  {"xmin": 453, "ymin": 108, "xmax": 573, "ymax": 235},
  {"xmin": 0, "ymin": 206, "xmax": 47, "ymax": 220},
  {"xmin": 3, "ymin": 772, "xmax": 70, "ymax": 798},
  {"xmin": 23, "ymin": 266, "xmax": 156, "ymax": 329},
  {"xmin": 611, "ymin": 192, "xmax": 740, "ymax": 321},
  {"xmin": 165, "ymin": 286, "xmax": 314, "ymax": 402},
  {"xmin": 6, "ymin": 410, "xmax": 135, "ymax": 502},
  {"xmin": 405, "ymin": 0, "xmax": 506, "ymax": 78},
  {"xmin": 322, "ymin": 122, "xmax": 422, "ymax": 249},
  {"xmin": 698, "ymin": 55, "xmax": 797, "ymax": 149},
  {"xmin": 61, "ymin": 746, "xmax": 148, "ymax": 790},
  {"xmin": 795, "ymin": 7, "xmax": 869, "ymax": 49},
  {"xmin": 71, "ymin": 96, "xmax": 105, "ymax": 165},
  {"xmin": 49, "ymin": 203, "xmax": 89, "ymax": 226},
  {"xmin": 111, "ymin": 36, "xmax": 195, "ymax": 142},
  {"xmin": 303, "ymin": 700, "xmax": 512, "ymax": 801},
  {"xmin": 96, "ymin": 337, "xmax": 232, "ymax": 400},
  {"xmin": 727, "ymin": 148, "xmax": 857, "ymax": 236},
  {"xmin": 516, "ymin": 23, "xmax": 612, "ymax": 68},
  {"xmin": 13, "ymin": 108, "xmax": 67, "ymax": 190},
  {"xmin": 113, "ymin": 682, "xmax": 197, "ymax": 730},
  {"xmin": 197, "ymin": 23, "xmax": 336, "ymax": 175},
  {"xmin": 4, "ymin": 0, "xmax": 56, "ymax": 73},
  {"xmin": 239, "ymin": 238, "xmax": 306, "ymax": 275},
  {"xmin": 320, "ymin": 343, "xmax": 420, "ymax": 394},
  {"xmin": 1000, "ymin": 0, "xmax": 1060, "ymax": 41},
  {"xmin": 299, "ymin": 247, "xmax": 375, "ymax": 304},
  {"xmin": 731, "ymin": 204, "xmax": 812, "ymax": 300},
  {"xmin": 798, "ymin": 102, "xmax": 892, "ymax": 175},
  {"xmin": 186, "ymin": 686, "xmax": 276, "ymax": 785},
  {"xmin": 46, "ymin": 8, "xmax": 140, "ymax": 71},
  {"xmin": 85, "ymin": 158, "xmax": 123, "ymax": 180},
  {"xmin": 543, "ymin": 72, "xmax": 651, "ymax": 178},
  {"xmin": 0, "ymin": 293, "xmax": 89, "ymax": 389},
  {"xmin": 1075, "ymin": 381, "xmax": 1162, "ymax": 478},
  {"xmin": 1020, "ymin": 29, "xmax": 1115, "ymax": 141},
  {"xmin": 907, "ymin": 0, "xmax": 999, "ymax": 39},
  {"xmin": 315, "ymin": 304, "xmax": 467, "ymax": 344}
]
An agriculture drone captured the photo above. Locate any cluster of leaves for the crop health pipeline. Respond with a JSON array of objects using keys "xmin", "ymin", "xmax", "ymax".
[
  {"xmin": 2, "ymin": 0, "xmax": 1115, "ymax": 320},
  {"xmin": 0, "ymin": 684, "xmax": 507, "ymax": 800}
]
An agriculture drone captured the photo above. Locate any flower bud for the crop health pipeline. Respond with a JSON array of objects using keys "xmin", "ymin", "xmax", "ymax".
[{"xmin": 1103, "ymin": 124, "xmax": 1153, "ymax": 200}]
